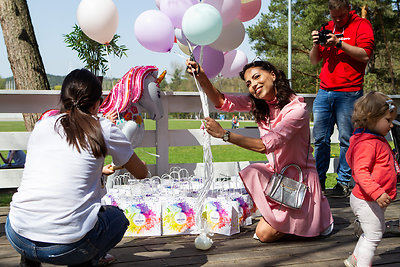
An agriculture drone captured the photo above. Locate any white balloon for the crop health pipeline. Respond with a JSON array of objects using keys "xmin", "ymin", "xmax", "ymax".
[
  {"xmin": 77, "ymin": 0, "xmax": 119, "ymax": 44},
  {"xmin": 209, "ymin": 18, "xmax": 245, "ymax": 52},
  {"xmin": 194, "ymin": 233, "xmax": 213, "ymax": 250},
  {"xmin": 221, "ymin": 50, "xmax": 248, "ymax": 78}
]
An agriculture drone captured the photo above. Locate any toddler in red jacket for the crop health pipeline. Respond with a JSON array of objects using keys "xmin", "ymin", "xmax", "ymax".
[{"xmin": 344, "ymin": 92, "xmax": 398, "ymax": 267}]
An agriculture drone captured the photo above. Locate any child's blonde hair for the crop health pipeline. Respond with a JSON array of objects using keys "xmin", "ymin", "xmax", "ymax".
[{"xmin": 352, "ymin": 91, "xmax": 397, "ymax": 129}]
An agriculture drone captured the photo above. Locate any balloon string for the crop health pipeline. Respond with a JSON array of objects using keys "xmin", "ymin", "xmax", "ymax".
[
  {"xmin": 190, "ymin": 69, "xmax": 214, "ymax": 235},
  {"xmin": 186, "ymin": 40, "xmax": 214, "ymax": 234},
  {"xmin": 199, "ymin": 46, "xmax": 204, "ymax": 66},
  {"xmin": 105, "ymin": 44, "xmax": 111, "ymax": 78},
  {"xmin": 171, "ymin": 48, "xmax": 186, "ymax": 60},
  {"xmin": 144, "ymin": 151, "xmax": 160, "ymax": 158}
]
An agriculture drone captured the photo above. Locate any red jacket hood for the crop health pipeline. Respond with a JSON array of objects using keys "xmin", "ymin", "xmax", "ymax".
[{"xmin": 346, "ymin": 128, "xmax": 387, "ymax": 164}]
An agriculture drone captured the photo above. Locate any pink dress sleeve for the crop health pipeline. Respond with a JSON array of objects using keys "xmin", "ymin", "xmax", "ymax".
[
  {"xmin": 261, "ymin": 99, "xmax": 308, "ymax": 154},
  {"xmin": 218, "ymin": 94, "xmax": 252, "ymax": 112}
]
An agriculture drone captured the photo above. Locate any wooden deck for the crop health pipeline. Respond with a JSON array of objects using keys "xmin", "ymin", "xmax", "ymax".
[{"xmin": 1, "ymin": 194, "xmax": 400, "ymax": 267}]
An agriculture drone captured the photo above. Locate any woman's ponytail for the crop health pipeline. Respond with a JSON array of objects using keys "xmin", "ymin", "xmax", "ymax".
[{"xmin": 57, "ymin": 69, "xmax": 107, "ymax": 158}]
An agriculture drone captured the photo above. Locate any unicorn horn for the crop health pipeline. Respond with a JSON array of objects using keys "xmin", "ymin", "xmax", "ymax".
[{"xmin": 156, "ymin": 70, "xmax": 166, "ymax": 86}]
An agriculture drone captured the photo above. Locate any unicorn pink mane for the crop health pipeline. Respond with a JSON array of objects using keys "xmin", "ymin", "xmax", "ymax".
[{"xmin": 99, "ymin": 66, "xmax": 159, "ymax": 117}]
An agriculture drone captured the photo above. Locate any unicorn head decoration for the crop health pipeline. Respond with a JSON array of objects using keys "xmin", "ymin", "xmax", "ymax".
[
  {"xmin": 39, "ymin": 66, "xmax": 165, "ymax": 150},
  {"xmin": 100, "ymin": 66, "xmax": 165, "ymax": 148}
]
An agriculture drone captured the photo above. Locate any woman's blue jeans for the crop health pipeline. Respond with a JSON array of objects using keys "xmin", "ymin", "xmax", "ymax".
[
  {"xmin": 5, "ymin": 205, "xmax": 129, "ymax": 265},
  {"xmin": 312, "ymin": 89, "xmax": 363, "ymax": 189}
]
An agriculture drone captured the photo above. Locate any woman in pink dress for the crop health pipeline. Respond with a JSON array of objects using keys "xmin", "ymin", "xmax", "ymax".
[{"xmin": 186, "ymin": 60, "xmax": 334, "ymax": 242}]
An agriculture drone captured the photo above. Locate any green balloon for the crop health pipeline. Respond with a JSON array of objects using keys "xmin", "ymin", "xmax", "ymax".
[{"xmin": 182, "ymin": 3, "xmax": 223, "ymax": 46}]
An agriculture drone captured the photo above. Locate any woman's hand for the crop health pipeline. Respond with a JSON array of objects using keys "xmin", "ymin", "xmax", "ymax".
[
  {"xmin": 185, "ymin": 58, "xmax": 226, "ymax": 107},
  {"xmin": 102, "ymin": 164, "xmax": 115, "ymax": 176},
  {"xmin": 185, "ymin": 58, "xmax": 202, "ymax": 76},
  {"xmin": 376, "ymin": 192, "xmax": 392, "ymax": 208},
  {"xmin": 104, "ymin": 110, "xmax": 118, "ymax": 124},
  {"xmin": 204, "ymin": 117, "xmax": 225, "ymax": 138}
]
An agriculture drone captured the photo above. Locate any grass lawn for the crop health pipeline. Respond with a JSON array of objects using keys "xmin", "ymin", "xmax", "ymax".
[
  {"xmin": 1, "ymin": 119, "xmax": 348, "ymax": 204},
  {"xmin": 0, "ymin": 121, "xmax": 27, "ymax": 132},
  {"xmin": 0, "ymin": 192, "xmax": 13, "ymax": 207}
]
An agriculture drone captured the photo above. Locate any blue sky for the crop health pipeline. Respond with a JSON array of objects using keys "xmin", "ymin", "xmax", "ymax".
[{"xmin": 0, "ymin": 0, "xmax": 270, "ymax": 80}]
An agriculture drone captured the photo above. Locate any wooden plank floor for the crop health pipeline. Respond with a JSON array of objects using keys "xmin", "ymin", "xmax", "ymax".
[{"xmin": 1, "ymin": 194, "xmax": 400, "ymax": 266}]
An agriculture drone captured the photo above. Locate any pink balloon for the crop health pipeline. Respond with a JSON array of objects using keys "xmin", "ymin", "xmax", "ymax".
[
  {"xmin": 134, "ymin": 10, "xmax": 175, "ymax": 53},
  {"xmin": 238, "ymin": 0, "xmax": 261, "ymax": 22},
  {"xmin": 221, "ymin": 50, "xmax": 248, "ymax": 78},
  {"xmin": 193, "ymin": 46, "xmax": 224, "ymax": 79},
  {"xmin": 160, "ymin": 0, "xmax": 197, "ymax": 29},
  {"xmin": 202, "ymin": 0, "xmax": 241, "ymax": 26}
]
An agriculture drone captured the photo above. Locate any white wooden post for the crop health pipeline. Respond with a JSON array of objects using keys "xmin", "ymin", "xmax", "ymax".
[{"xmin": 156, "ymin": 95, "xmax": 170, "ymax": 175}]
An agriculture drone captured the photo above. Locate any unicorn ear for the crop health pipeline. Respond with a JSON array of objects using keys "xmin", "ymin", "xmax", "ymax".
[{"xmin": 156, "ymin": 70, "xmax": 167, "ymax": 86}]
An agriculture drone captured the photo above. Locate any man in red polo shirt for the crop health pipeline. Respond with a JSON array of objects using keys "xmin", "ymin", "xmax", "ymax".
[{"xmin": 309, "ymin": 0, "xmax": 374, "ymax": 197}]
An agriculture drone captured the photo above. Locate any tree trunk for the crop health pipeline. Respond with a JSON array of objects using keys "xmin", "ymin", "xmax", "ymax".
[
  {"xmin": 361, "ymin": 4, "xmax": 368, "ymax": 19},
  {"xmin": 0, "ymin": 0, "xmax": 50, "ymax": 131}
]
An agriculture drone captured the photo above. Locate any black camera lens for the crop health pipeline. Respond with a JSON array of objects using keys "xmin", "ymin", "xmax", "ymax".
[
  {"xmin": 317, "ymin": 32, "xmax": 328, "ymax": 45},
  {"xmin": 317, "ymin": 23, "xmax": 332, "ymax": 45}
]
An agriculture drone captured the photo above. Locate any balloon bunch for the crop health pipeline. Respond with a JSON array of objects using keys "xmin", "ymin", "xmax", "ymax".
[{"xmin": 135, "ymin": 0, "xmax": 262, "ymax": 78}]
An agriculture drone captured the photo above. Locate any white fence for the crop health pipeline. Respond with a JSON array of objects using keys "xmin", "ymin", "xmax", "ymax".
[{"xmin": 1, "ymin": 90, "xmax": 398, "ymax": 189}]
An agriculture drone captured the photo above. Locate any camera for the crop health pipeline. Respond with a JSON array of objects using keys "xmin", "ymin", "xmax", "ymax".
[{"xmin": 317, "ymin": 23, "xmax": 344, "ymax": 45}]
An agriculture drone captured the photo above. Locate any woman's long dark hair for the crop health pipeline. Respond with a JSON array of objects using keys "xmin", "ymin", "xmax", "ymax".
[
  {"xmin": 56, "ymin": 69, "xmax": 106, "ymax": 158},
  {"xmin": 239, "ymin": 61, "xmax": 295, "ymax": 123}
]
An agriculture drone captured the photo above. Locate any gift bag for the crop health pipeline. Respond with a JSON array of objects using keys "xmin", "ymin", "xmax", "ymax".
[
  {"xmin": 102, "ymin": 193, "xmax": 119, "ymax": 207},
  {"xmin": 122, "ymin": 199, "xmax": 162, "ymax": 237},
  {"xmin": 233, "ymin": 195, "xmax": 252, "ymax": 227},
  {"xmin": 203, "ymin": 198, "xmax": 239, "ymax": 236},
  {"xmin": 162, "ymin": 198, "xmax": 197, "ymax": 235},
  {"xmin": 101, "ymin": 187, "xmax": 130, "ymax": 207}
]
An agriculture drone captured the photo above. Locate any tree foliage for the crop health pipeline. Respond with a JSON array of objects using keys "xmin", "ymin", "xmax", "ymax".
[
  {"xmin": 246, "ymin": 0, "xmax": 400, "ymax": 94},
  {"xmin": 64, "ymin": 24, "xmax": 128, "ymax": 76}
]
